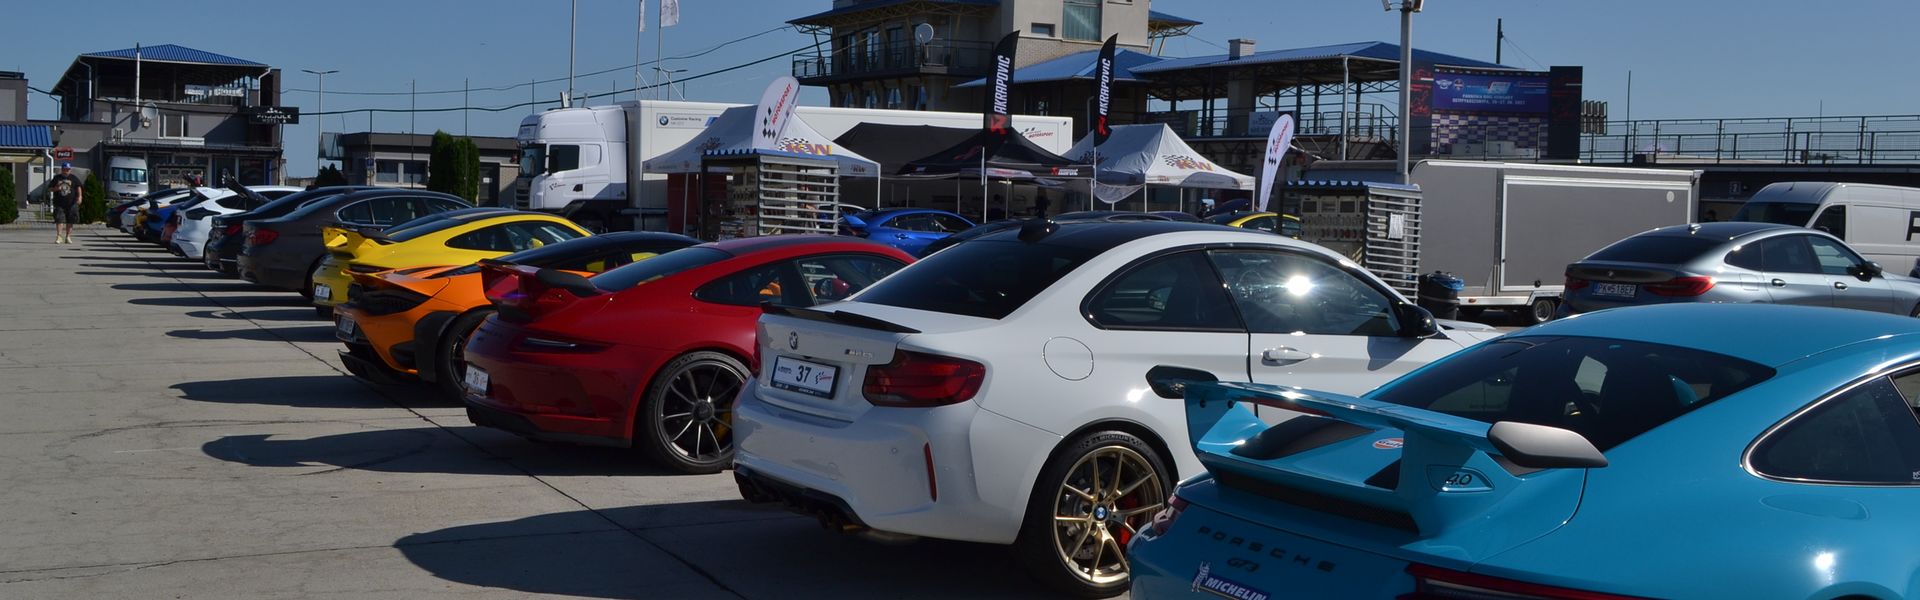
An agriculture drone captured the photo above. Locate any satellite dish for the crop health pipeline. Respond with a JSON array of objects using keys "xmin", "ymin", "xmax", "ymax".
[{"xmin": 914, "ymin": 23, "xmax": 935, "ymax": 45}]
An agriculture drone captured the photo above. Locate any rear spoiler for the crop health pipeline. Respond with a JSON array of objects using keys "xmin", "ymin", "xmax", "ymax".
[
  {"xmin": 321, "ymin": 225, "xmax": 388, "ymax": 259},
  {"xmin": 1183, "ymin": 381, "xmax": 1606, "ymax": 471},
  {"xmin": 762, "ymin": 303, "xmax": 921, "ymax": 334}
]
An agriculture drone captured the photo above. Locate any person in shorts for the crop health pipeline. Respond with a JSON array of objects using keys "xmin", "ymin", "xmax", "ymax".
[{"xmin": 48, "ymin": 162, "xmax": 83, "ymax": 244}]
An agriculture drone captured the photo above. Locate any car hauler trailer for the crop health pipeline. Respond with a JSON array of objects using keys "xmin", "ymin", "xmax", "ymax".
[
  {"xmin": 512, "ymin": 100, "xmax": 1072, "ymax": 232},
  {"xmin": 1300, "ymin": 160, "xmax": 1699, "ymax": 324}
]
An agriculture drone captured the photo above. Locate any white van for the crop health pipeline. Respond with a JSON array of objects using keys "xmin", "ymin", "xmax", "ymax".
[
  {"xmin": 1732, "ymin": 181, "xmax": 1920, "ymax": 274},
  {"xmin": 107, "ymin": 156, "xmax": 150, "ymax": 200}
]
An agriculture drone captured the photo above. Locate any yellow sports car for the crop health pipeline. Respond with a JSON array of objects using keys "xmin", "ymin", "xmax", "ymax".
[
  {"xmin": 311, "ymin": 211, "xmax": 590, "ymax": 317},
  {"xmin": 1206, "ymin": 211, "xmax": 1303, "ymax": 238}
]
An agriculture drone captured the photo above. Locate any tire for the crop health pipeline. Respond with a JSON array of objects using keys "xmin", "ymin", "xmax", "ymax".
[
  {"xmin": 1523, "ymin": 298, "xmax": 1557, "ymax": 325},
  {"xmin": 314, "ymin": 306, "xmax": 333, "ymax": 320},
  {"xmin": 1013, "ymin": 430, "xmax": 1172, "ymax": 598},
  {"xmin": 636, "ymin": 351, "xmax": 749, "ymax": 474},
  {"xmin": 434, "ymin": 309, "xmax": 495, "ymax": 402}
]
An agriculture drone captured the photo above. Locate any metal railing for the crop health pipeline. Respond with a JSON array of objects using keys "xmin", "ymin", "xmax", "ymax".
[
  {"xmin": 1149, "ymin": 104, "xmax": 1400, "ymax": 140},
  {"xmin": 792, "ymin": 39, "xmax": 995, "ymax": 81},
  {"xmin": 1580, "ymin": 115, "xmax": 1920, "ymax": 165}
]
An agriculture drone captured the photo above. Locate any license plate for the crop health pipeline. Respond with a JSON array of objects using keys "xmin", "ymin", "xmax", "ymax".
[
  {"xmin": 464, "ymin": 366, "xmax": 490, "ymax": 395},
  {"xmin": 770, "ymin": 356, "xmax": 839, "ymax": 399},
  {"xmin": 1593, "ymin": 282, "xmax": 1637, "ymax": 298},
  {"xmin": 313, "ymin": 284, "xmax": 332, "ymax": 301},
  {"xmin": 335, "ymin": 315, "xmax": 357, "ymax": 340}
]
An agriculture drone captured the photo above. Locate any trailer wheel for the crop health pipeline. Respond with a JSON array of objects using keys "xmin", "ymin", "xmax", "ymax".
[
  {"xmin": 1522, "ymin": 298, "xmax": 1557, "ymax": 325},
  {"xmin": 1458, "ymin": 307, "xmax": 1485, "ymax": 320}
]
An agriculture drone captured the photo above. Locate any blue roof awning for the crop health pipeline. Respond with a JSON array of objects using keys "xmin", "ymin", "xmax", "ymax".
[
  {"xmin": 956, "ymin": 48, "xmax": 1162, "ymax": 88},
  {"xmin": 1148, "ymin": 10, "xmax": 1201, "ymax": 26},
  {"xmin": 0, "ymin": 125, "xmax": 54, "ymax": 150},
  {"xmin": 791, "ymin": 0, "xmax": 998, "ymax": 25},
  {"xmin": 81, "ymin": 44, "xmax": 265, "ymax": 67},
  {"xmin": 1132, "ymin": 41, "xmax": 1509, "ymax": 73}
]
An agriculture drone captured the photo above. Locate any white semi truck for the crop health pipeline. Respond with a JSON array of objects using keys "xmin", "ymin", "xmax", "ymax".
[{"xmin": 512, "ymin": 100, "xmax": 1073, "ymax": 231}]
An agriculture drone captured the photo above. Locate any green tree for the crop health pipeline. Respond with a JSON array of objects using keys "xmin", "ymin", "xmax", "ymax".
[
  {"xmin": 0, "ymin": 166, "xmax": 17, "ymax": 225},
  {"xmin": 453, "ymin": 137, "xmax": 481, "ymax": 203},
  {"xmin": 427, "ymin": 130, "xmax": 457, "ymax": 196},
  {"xmin": 313, "ymin": 164, "xmax": 349, "ymax": 188},
  {"xmin": 80, "ymin": 171, "xmax": 107, "ymax": 224}
]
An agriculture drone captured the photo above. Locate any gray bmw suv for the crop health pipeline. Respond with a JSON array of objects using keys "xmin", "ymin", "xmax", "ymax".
[{"xmin": 1563, "ymin": 222, "xmax": 1920, "ymax": 317}]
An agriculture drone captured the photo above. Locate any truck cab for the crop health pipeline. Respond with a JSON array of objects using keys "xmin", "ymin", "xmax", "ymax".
[
  {"xmin": 108, "ymin": 156, "xmax": 150, "ymax": 200},
  {"xmin": 514, "ymin": 106, "xmax": 628, "ymax": 229}
]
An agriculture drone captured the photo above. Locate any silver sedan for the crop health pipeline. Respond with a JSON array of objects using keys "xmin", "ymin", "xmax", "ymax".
[{"xmin": 1563, "ymin": 222, "xmax": 1920, "ymax": 317}]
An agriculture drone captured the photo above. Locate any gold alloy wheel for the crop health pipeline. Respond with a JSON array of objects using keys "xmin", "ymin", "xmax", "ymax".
[{"xmin": 1050, "ymin": 445, "xmax": 1166, "ymax": 585}]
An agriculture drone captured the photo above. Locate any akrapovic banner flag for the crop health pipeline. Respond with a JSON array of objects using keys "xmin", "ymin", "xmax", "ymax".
[
  {"xmin": 984, "ymin": 31, "xmax": 1020, "ymax": 137},
  {"xmin": 1092, "ymin": 34, "xmax": 1118, "ymax": 147},
  {"xmin": 1255, "ymin": 113, "xmax": 1295, "ymax": 212},
  {"xmin": 752, "ymin": 75, "xmax": 802, "ymax": 152}
]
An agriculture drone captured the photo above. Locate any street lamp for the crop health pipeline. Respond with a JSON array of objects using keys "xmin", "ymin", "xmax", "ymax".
[
  {"xmin": 1383, "ymin": 0, "xmax": 1423, "ymax": 184},
  {"xmin": 302, "ymin": 69, "xmax": 339, "ymax": 168}
]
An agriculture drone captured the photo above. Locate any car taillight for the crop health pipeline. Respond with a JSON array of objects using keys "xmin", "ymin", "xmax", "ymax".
[
  {"xmin": 863, "ymin": 351, "xmax": 985, "ymax": 407},
  {"xmin": 224, "ymin": 223, "xmax": 243, "ymax": 236},
  {"xmin": 1563, "ymin": 276, "xmax": 1589, "ymax": 291},
  {"xmin": 1643, "ymin": 276, "xmax": 1714, "ymax": 297},
  {"xmin": 1402, "ymin": 564, "xmax": 1643, "ymax": 599},
  {"xmin": 355, "ymin": 288, "xmax": 434, "ymax": 316},
  {"xmin": 1142, "ymin": 493, "xmax": 1188, "ymax": 537},
  {"xmin": 249, "ymin": 229, "xmax": 279, "ymax": 246}
]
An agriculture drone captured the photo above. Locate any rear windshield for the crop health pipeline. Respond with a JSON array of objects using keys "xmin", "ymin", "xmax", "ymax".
[
  {"xmin": 1732, "ymin": 201, "xmax": 1817, "ymax": 226},
  {"xmin": 1373, "ymin": 336, "xmax": 1773, "ymax": 451},
  {"xmin": 1585, "ymin": 236, "xmax": 1726, "ymax": 264},
  {"xmin": 855, "ymin": 239, "xmax": 1099, "ymax": 319},
  {"xmin": 590, "ymin": 247, "xmax": 730, "ymax": 291}
]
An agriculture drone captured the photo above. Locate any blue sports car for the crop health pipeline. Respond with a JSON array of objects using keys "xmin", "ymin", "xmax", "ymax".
[
  {"xmin": 839, "ymin": 208, "xmax": 974, "ymax": 256},
  {"xmin": 1130, "ymin": 303, "xmax": 1920, "ymax": 599}
]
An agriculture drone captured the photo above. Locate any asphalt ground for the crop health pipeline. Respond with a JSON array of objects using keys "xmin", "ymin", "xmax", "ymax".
[{"xmin": 0, "ymin": 225, "xmax": 1072, "ymax": 599}]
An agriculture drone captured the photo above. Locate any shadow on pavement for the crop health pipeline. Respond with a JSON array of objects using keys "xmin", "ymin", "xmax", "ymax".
[
  {"xmin": 134, "ymin": 295, "xmax": 310, "ymax": 308},
  {"xmin": 80, "ymin": 261, "xmax": 207, "ymax": 270},
  {"xmin": 393, "ymin": 502, "xmax": 1054, "ymax": 600},
  {"xmin": 168, "ymin": 325, "xmax": 336, "ymax": 343},
  {"xmin": 74, "ymin": 270, "xmax": 230, "ymax": 280},
  {"xmin": 200, "ymin": 426, "xmax": 682, "ymax": 477},
  {"xmin": 186, "ymin": 308, "xmax": 323, "ymax": 323},
  {"xmin": 113, "ymin": 281, "xmax": 265, "ymax": 293},
  {"xmin": 173, "ymin": 376, "xmax": 413, "ymax": 410}
]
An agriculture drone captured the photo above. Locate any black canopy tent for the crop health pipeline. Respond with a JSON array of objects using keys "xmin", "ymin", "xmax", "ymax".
[
  {"xmin": 832, "ymin": 123, "xmax": 977, "ymax": 175},
  {"xmin": 896, "ymin": 129, "xmax": 1093, "ymax": 219}
]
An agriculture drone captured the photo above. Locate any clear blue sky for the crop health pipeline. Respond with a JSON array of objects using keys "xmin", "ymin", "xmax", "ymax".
[{"xmin": 4, "ymin": 0, "xmax": 1915, "ymax": 177}]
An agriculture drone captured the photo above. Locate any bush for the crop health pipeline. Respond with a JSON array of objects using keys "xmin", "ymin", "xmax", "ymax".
[
  {"xmin": 80, "ymin": 171, "xmax": 107, "ymax": 224},
  {"xmin": 0, "ymin": 166, "xmax": 16, "ymax": 225},
  {"xmin": 313, "ymin": 164, "xmax": 349, "ymax": 188},
  {"xmin": 428, "ymin": 130, "xmax": 482, "ymax": 203}
]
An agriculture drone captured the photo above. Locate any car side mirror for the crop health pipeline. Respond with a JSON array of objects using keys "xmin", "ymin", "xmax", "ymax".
[
  {"xmin": 1393, "ymin": 302, "xmax": 1440, "ymax": 339},
  {"xmin": 1488, "ymin": 421, "xmax": 1608, "ymax": 469},
  {"xmin": 1146, "ymin": 365, "xmax": 1218, "ymax": 399},
  {"xmin": 1852, "ymin": 262, "xmax": 1883, "ymax": 280},
  {"xmin": 536, "ymin": 268, "xmax": 600, "ymax": 298}
]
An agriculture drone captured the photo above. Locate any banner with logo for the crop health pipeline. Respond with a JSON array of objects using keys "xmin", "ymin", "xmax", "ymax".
[
  {"xmin": 983, "ymin": 31, "xmax": 1020, "ymax": 136},
  {"xmin": 1092, "ymin": 34, "xmax": 1117, "ymax": 147},
  {"xmin": 1255, "ymin": 114, "xmax": 1295, "ymax": 212},
  {"xmin": 660, "ymin": 0, "xmax": 680, "ymax": 27},
  {"xmin": 752, "ymin": 76, "xmax": 802, "ymax": 152},
  {"xmin": 638, "ymin": 0, "xmax": 645, "ymax": 31}
]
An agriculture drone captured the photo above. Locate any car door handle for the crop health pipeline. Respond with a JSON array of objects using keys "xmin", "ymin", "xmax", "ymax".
[
  {"xmin": 1834, "ymin": 281, "xmax": 1849, "ymax": 290},
  {"xmin": 1261, "ymin": 347, "xmax": 1314, "ymax": 365},
  {"xmin": 1771, "ymin": 279, "xmax": 1787, "ymax": 287}
]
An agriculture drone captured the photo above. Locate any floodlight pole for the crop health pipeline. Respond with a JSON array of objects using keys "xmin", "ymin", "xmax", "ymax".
[
  {"xmin": 1394, "ymin": 0, "xmax": 1420, "ymax": 185},
  {"xmin": 302, "ymin": 69, "xmax": 339, "ymax": 167}
]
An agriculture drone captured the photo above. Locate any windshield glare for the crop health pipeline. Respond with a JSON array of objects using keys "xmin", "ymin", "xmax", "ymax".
[
  {"xmin": 1731, "ymin": 201, "xmax": 1816, "ymax": 226},
  {"xmin": 111, "ymin": 168, "xmax": 148, "ymax": 184},
  {"xmin": 519, "ymin": 146, "xmax": 546, "ymax": 177}
]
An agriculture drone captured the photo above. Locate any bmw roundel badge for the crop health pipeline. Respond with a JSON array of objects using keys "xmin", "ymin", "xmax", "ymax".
[{"xmin": 788, "ymin": 331, "xmax": 800, "ymax": 350}]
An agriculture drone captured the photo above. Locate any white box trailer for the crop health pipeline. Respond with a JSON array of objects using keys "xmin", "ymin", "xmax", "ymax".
[
  {"xmin": 1303, "ymin": 160, "xmax": 1700, "ymax": 323},
  {"xmin": 514, "ymin": 100, "xmax": 1073, "ymax": 231}
]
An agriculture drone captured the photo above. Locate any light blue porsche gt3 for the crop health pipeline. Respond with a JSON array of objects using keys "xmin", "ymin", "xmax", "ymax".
[{"xmin": 1129, "ymin": 303, "xmax": 1920, "ymax": 600}]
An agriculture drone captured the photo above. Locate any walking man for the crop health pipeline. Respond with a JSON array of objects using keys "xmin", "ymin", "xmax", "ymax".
[{"xmin": 49, "ymin": 162, "xmax": 83, "ymax": 244}]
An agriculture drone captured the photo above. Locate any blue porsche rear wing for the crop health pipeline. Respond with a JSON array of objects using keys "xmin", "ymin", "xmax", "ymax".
[{"xmin": 1182, "ymin": 381, "xmax": 1597, "ymax": 554}]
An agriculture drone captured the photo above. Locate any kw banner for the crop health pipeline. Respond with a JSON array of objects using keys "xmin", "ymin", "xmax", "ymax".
[
  {"xmin": 660, "ymin": 0, "xmax": 680, "ymax": 27},
  {"xmin": 983, "ymin": 31, "xmax": 1020, "ymax": 136},
  {"xmin": 1091, "ymin": 35, "xmax": 1118, "ymax": 147},
  {"xmin": 752, "ymin": 76, "xmax": 802, "ymax": 151},
  {"xmin": 1255, "ymin": 113, "xmax": 1295, "ymax": 211}
]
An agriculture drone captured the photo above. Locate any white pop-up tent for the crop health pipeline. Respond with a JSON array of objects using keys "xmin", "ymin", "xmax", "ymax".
[
  {"xmin": 1065, "ymin": 124, "xmax": 1254, "ymax": 204},
  {"xmin": 643, "ymin": 105, "xmax": 881, "ymax": 178}
]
